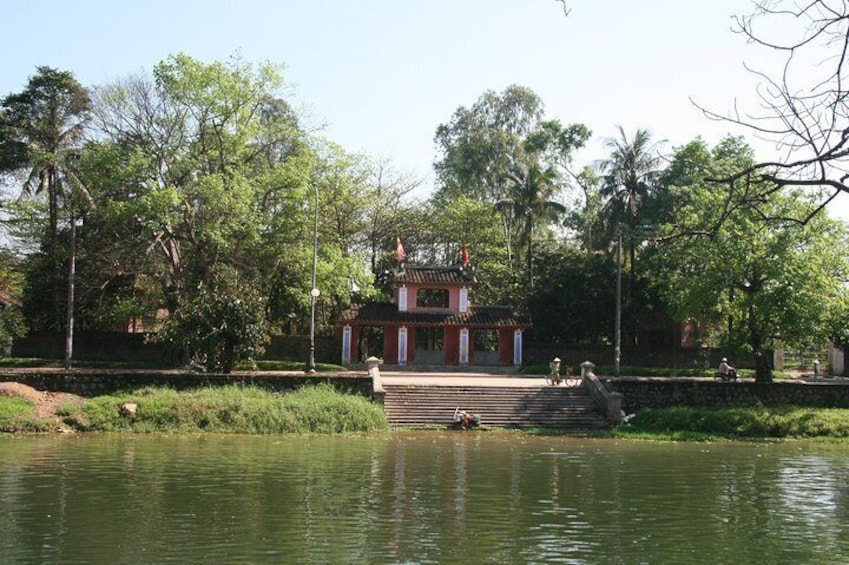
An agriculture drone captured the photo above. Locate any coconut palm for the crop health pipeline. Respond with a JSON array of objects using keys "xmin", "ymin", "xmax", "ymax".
[
  {"xmin": 499, "ymin": 160, "xmax": 564, "ymax": 288},
  {"xmin": 599, "ymin": 126, "xmax": 664, "ymax": 272},
  {"xmin": 598, "ymin": 126, "xmax": 664, "ymax": 346},
  {"xmin": 1, "ymin": 67, "xmax": 91, "ymax": 366},
  {"xmin": 1, "ymin": 67, "xmax": 91, "ymax": 243}
]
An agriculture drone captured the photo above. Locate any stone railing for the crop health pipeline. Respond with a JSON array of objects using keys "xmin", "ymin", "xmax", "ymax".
[
  {"xmin": 580, "ymin": 361, "xmax": 623, "ymax": 423},
  {"xmin": 366, "ymin": 356, "xmax": 385, "ymax": 405}
]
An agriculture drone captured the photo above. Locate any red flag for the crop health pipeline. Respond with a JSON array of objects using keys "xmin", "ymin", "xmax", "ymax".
[
  {"xmin": 461, "ymin": 240, "xmax": 470, "ymax": 266},
  {"xmin": 396, "ymin": 237, "xmax": 405, "ymax": 262}
]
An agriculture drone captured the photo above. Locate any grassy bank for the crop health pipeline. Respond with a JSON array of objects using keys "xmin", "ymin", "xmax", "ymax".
[
  {"xmin": 2, "ymin": 384, "xmax": 388, "ymax": 434},
  {"xmin": 0, "ymin": 396, "xmax": 51, "ymax": 432},
  {"xmin": 615, "ymin": 405, "xmax": 849, "ymax": 441}
]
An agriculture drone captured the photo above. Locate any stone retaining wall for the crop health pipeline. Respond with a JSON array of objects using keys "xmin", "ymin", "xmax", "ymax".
[
  {"xmin": 0, "ymin": 371, "xmax": 374, "ymax": 398},
  {"xmin": 608, "ymin": 379, "xmax": 849, "ymax": 412}
]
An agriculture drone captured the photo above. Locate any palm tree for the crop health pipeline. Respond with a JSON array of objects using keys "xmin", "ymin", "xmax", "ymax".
[
  {"xmin": 599, "ymin": 126, "xmax": 664, "ymax": 345},
  {"xmin": 1, "ymin": 67, "xmax": 91, "ymax": 243},
  {"xmin": 499, "ymin": 160, "xmax": 564, "ymax": 288},
  {"xmin": 1, "ymin": 67, "xmax": 91, "ymax": 366}
]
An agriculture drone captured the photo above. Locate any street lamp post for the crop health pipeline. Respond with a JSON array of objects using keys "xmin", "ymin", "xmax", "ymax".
[
  {"xmin": 614, "ymin": 233, "xmax": 622, "ymax": 378},
  {"xmin": 307, "ymin": 183, "xmax": 319, "ymax": 374}
]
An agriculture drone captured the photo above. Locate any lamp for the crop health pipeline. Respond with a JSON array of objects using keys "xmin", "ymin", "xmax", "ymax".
[{"xmin": 306, "ymin": 183, "xmax": 319, "ymax": 374}]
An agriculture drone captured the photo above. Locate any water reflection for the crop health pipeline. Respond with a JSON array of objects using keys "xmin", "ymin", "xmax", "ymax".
[{"xmin": 1, "ymin": 434, "xmax": 849, "ymax": 563}]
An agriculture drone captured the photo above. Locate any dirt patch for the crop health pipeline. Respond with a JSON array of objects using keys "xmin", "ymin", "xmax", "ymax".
[{"xmin": 0, "ymin": 382, "xmax": 86, "ymax": 432}]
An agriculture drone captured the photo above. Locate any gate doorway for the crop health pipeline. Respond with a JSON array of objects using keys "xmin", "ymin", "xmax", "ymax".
[{"xmin": 357, "ymin": 326, "xmax": 384, "ymax": 362}]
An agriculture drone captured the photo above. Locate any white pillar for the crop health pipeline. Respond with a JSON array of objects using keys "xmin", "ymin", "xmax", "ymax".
[
  {"xmin": 398, "ymin": 326, "xmax": 408, "ymax": 366},
  {"xmin": 341, "ymin": 325, "xmax": 352, "ymax": 364},
  {"xmin": 398, "ymin": 286, "xmax": 408, "ymax": 312},
  {"xmin": 459, "ymin": 328, "xmax": 469, "ymax": 365},
  {"xmin": 513, "ymin": 329, "xmax": 523, "ymax": 366},
  {"xmin": 459, "ymin": 287, "xmax": 469, "ymax": 313}
]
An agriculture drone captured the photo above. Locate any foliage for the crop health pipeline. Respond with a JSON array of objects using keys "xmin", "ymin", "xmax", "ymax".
[
  {"xmin": 599, "ymin": 126, "xmax": 665, "ymax": 238},
  {"xmin": 621, "ymin": 405, "xmax": 849, "ymax": 439},
  {"xmin": 80, "ymin": 384, "xmax": 388, "ymax": 433},
  {"xmin": 433, "ymin": 85, "xmax": 590, "ymax": 296},
  {"xmin": 649, "ymin": 136, "xmax": 849, "ymax": 382},
  {"xmin": 0, "ymin": 306, "xmax": 26, "ymax": 356},
  {"xmin": 527, "ymin": 243, "xmax": 616, "ymax": 344},
  {"xmin": 0, "ymin": 67, "xmax": 91, "ymax": 333},
  {"xmin": 153, "ymin": 272, "xmax": 269, "ymax": 373}
]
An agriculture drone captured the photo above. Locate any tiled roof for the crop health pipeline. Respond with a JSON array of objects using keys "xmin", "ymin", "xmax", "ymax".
[
  {"xmin": 338, "ymin": 302, "xmax": 531, "ymax": 328},
  {"xmin": 390, "ymin": 265, "xmax": 476, "ymax": 285}
]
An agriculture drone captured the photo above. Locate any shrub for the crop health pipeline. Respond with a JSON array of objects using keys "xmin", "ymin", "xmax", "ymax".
[{"xmin": 81, "ymin": 384, "xmax": 388, "ymax": 434}]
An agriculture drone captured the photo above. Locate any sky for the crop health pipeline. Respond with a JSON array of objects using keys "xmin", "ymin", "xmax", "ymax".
[{"xmin": 3, "ymin": 0, "xmax": 848, "ymax": 219}]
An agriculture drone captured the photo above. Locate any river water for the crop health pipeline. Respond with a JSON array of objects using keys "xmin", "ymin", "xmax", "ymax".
[{"xmin": 1, "ymin": 432, "xmax": 848, "ymax": 564}]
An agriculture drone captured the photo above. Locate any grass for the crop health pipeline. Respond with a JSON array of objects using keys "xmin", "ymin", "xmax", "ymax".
[
  {"xmin": 0, "ymin": 396, "xmax": 51, "ymax": 432},
  {"xmin": 236, "ymin": 359, "xmax": 347, "ymax": 372},
  {"xmin": 0, "ymin": 357, "xmax": 178, "ymax": 370},
  {"xmin": 615, "ymin": 405, "xmax": 849, "ymax": 441},
  {"xmin": 79, "ymin": 383, "xmax": 388, "ymax": 434}
]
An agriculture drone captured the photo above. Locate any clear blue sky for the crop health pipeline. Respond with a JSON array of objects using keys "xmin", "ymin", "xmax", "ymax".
[{"xmin": 3, "ymin": 0, "xmax": 848, "ymax": 218}]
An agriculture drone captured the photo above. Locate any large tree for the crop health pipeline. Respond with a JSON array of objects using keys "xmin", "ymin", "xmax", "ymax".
[
  {"xmin": 598, "ymin": 126, "xmax": 665, "ymax": 346},
  {"xmin": 433, "ymin": 85, "xmax": 589, "ymax": 293},
  {"xmin": 0, "ymin": 67, "xmax": 91, "ymax": 337},
  {"xmin": 79, "ymin": 54, "xmax": 333, "ymax": 367},
  {"xmin": 651, "ymin": 136, "xmax": 849, "ymax": 382},
  {"xmin": 499, "ymin": 161, "xmax": 562, "ymax": 288}
]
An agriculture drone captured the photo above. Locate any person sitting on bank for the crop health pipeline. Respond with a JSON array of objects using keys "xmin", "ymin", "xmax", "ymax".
[{"xmin": 454, "ymin": 408, "xmax": 478, "ymax": 430}]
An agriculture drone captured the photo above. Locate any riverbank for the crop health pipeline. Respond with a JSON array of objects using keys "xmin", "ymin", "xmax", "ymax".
[
  {"xmin": 0, "ymin": 382, "xmax": 388, "ymax": 434},
  {"xmin": 5, "ymin": 380, "xmax": 849, "ymax": 440},
  {"xmin": 613, "ymin": 405, "xmax": 849, "ymax": 442}
]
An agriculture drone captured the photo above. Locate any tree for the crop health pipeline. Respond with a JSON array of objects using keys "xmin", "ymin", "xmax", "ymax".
[
  {"xmin": 699, "ymin": 1, "xmax": 849, "ymax": 222},
  {"xmin": 563, "ymin": 165, "xmax": 605, "ymax": 253},
  {"xmin": 599, "ymin": 126, "xmax": 665, "ymax": 345},
  {"xmin": 0, "ymin": 67, "xmax": 91, "ymax": 339},
  {"xmin": 651, "ymin": 136, "xmax": 849, "ymax": 382},
  {"xmin": 154, "ymin": 268, "xmax": 268, "ymax": 373},
  {"xmin": 0, "ymin": 67, "xmax": 91, "ymax": 243},
  {"xmin": 433, "ymin": 85, "xmax": 589, "ymax": 285},
  {"xmin": 499, "ymin": 161, "xmax": 563, "ymax": 287},
  {"xmin": 362, "ymin": 156, "xmax": 421, "ymax": 274},
  {"xmin": 528, "ymin": 243, "xmax": 617, "ymax": 345}
]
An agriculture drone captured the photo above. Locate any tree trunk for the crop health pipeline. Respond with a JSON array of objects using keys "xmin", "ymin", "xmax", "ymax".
[{"xmin": 748, "ymin": 301, "xmax": 773, "ymax": 383}]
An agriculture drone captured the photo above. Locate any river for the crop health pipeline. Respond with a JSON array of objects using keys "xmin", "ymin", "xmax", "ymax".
[{"xmin": 1, "ymin": 432, "xmax": 848, "ymax": 564}]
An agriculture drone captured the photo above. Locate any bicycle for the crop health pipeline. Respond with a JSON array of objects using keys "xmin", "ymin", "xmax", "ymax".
[{"xmin": 545, "ymin": 363, "xmax": 577, "ymax": 386}]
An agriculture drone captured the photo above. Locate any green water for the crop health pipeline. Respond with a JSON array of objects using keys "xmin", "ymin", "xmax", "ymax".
[{"xmin": 1, "ymin": 433, "xmax": 848, "ymax": 564}]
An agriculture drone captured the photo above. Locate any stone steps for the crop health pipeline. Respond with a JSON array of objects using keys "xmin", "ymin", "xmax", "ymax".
[{"xmin": 382, "ymin": 384, "xmax": 610, "ymax": 430}]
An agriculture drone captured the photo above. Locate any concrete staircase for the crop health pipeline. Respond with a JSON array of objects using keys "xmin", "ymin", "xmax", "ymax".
[{"xmin": 382, "ymin": 383, "xmax": 610, "ymax": 430}]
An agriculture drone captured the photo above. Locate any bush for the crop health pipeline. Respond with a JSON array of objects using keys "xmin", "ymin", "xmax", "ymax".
[
  {"xmin": 81, "ymin": 384, "xmax": 388, "ymax": 434},
  {"xmin": 620, "ymin": 405, "xmax": 849, "ymax": 439},
  {"xmin": 153, "ymin": 275, "xmax": 269, "ymax": 373}
]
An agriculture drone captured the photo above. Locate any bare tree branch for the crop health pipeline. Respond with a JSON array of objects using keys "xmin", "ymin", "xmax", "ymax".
[
  {"xmin": 695, "ymin": 0, "xmax": 849, "ymax": 223},
  {"xmin": 553, "ymin": 0, "xmax": 571, "ymax": 17}
]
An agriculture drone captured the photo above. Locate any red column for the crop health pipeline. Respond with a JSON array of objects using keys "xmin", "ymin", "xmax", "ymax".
[
  {"xmin": 499, "ymin": 328, "xmax": 514, "ymax": 366},
  {"xmin": 444, "ymin": 327, "xmax": 459, "ymax": 365},
  {"xmin": 384, "ymin": 325, "xmax": 398, "ymax": 364},
  {"xmin": 349, "ymin": 325, "xmax": 359, "ymax": 363}
]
